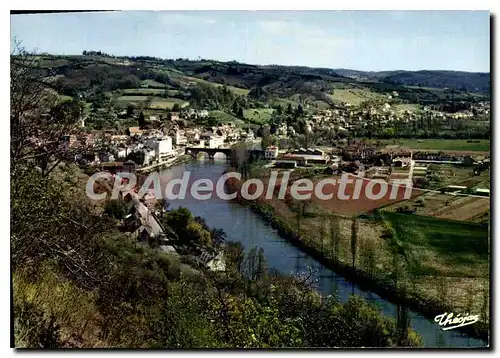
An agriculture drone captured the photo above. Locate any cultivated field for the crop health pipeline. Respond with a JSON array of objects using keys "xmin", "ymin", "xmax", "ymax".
[
  {"xmin": 329, "ymin": 88, "xmax": 387, "ymax": 105},
  {"xmin": 386, "ymin": 139, "xmax": 490, "ymax": 152},
  {"xmin": 383, "ymin": 192, "xmax": 490, "ymax": 223}
]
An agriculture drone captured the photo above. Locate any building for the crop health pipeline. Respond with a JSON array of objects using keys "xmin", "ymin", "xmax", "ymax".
[
  {"xmin": 170, "ymin": 112, "xmax": 180, "ymax": 122},
  {"xmin": 287, "ymin": 148, "xmax": 330, "ymax": 165},
  {"xmin": 392, "ymin": 157, "xmax": 413, "ymax": 168},
  {"xmin": 208, "ymin": 135, "xmax": 225, "ymax": 149},
  {"xmin": 62, "ymin": 134, "xmax": 78, "ymax": 151},
  {"xmin": 198, "ymin": 110, "xmax": 209, "ymax": 118},
  {"xmin": 122, "ymin": 160, "xmax": 137, "ymax": 173},
  {"xmin": 154, "ymin": 137, "xmax": 173, "ymax": 161},
  {"xmin": 174, "ymin": 130, "xmax": 188, "ymax": 146},
  {"xmin": 475, "ymin": 188, "xmax": 490, "ymax": 196},
  {"xmin": 128, "ymin": 127, "xmax": 143, "ymax": 137},
  {"xmin": 330, "ymin": 155, "xmax": 342, "ymax": 165},
  {"xmin": 264, "ymin": 146, "xmax": 279, "ymax": 160}
]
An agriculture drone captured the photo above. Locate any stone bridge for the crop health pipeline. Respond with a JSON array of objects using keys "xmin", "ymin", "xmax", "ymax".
[{"xmin": 185, "ymin": 147, "xmax": 265, "ymax": 160}]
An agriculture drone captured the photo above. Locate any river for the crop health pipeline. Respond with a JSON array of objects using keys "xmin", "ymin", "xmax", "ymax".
[{"xmin": 161, "ymin": 159, "xmax": 487, "ymax": 348}]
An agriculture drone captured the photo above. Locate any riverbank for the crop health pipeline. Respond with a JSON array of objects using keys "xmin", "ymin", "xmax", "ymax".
[
  {"xmin": 137, "ymin": 154, "xmax": 193, "ymax": 174},
  {"xmin": 224, "ymin": 174, "xmax": 489, "ymax": 342}
]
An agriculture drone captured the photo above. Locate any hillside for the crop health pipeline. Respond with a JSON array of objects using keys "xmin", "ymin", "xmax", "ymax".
[
  {"xmin": 334, "ymin": 69, "xmax": 490, "ymax": 93},
  {"xmin": 31, "ymin": 54, "xmax": 490, "ymax": 131}
]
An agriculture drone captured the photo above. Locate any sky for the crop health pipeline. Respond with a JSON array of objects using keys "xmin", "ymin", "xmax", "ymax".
[{"xmin": 10, "ymin": 10, "xmax": 490, "ymax": 72}]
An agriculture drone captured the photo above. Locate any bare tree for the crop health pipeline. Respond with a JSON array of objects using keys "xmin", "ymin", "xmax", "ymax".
[
  {"xmin": 350, "ymin": 217, "xmax": 359, "ymax": 268},
  {"xmin": 329, "ymin": 215, "xmax": 341, "ymax": 261},
  {"xmin": 11, "ymin": 43, "xmax": 84, "ymax": 176}
]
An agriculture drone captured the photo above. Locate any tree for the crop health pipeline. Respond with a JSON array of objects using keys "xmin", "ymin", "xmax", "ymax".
[
  {"xmin": 285, "ymin": 104, "xmax": 293, "ymax": 115},
  {"xmin": 350, "ymin": 217, "xmax": 358, "ymax": 268},
  {"xmin": 230, "ymin": 143, "xmax": 251, "ymax": 180},
  {"xmin": 276, "ymin": 104, "xmax": 283, "ymax": 115},
  {"xmin": 237, "ymin": 107, "xmax": 244, "ymax": 119},
  {"xmin": 232, "ymin": 100, "xmax": 239, "ymax": 116},
  {"xmin": 296, "ymin": 200, "xmax": 311, "ymax": 238},
  {"xmin": 296, "ymin": 104, "xmax": 304, "ymax": 117},
  {"xmin": 11, "ymin": 46, "xmax": 84, "ymax": 176},
  {"xmin": 261, "ymin": 126, "xmax": 272, "ymax": 149},
  {"xmin": 126, "ymin": 104, "xmax": 135, "ymax": 117},
  {"xmin": 361, "ymin": 239, "xmax": 376, "ymax": 278},
  {"xmin": 329, "ymin": 216, "xmax": 342, "ymax": 261},
  {"xmin": 172, "ymin": 103, "xmax": 180, "ymax": 112},
  {"xmin": 104, "ymin": 199, "xmax": 129, "ymax": 220},
  {"xmin": 138, "ymin": 111, "xmax": 146, "ymax": 128},
  {"xmin": 210, "ymin": 228, "xmax": 227, "ymax": 247},
  {"xmin": 126, "ymin": 151, "xmax": 145, "ymax": 166}
]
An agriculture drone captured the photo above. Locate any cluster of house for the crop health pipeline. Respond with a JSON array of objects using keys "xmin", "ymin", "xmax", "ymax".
[
  {"xmin": 285, "ymin": 99, "xmax": 490, "ymax": 140},
  {"xmin": 105, "ymin": 179, "xmax": 226, "ymax": 272},
  {"xmin": 263, "ymin": 139, "xmax": 490, "ymax": 189},
  {"xmin": 69, "ymin": 120, "xmax": 256, "ymax": 168}
]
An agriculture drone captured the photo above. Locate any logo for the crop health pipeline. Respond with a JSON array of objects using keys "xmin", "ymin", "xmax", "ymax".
[{"xmin": 434, "ymin": 312, "xmax": 480, "ymax": 331}]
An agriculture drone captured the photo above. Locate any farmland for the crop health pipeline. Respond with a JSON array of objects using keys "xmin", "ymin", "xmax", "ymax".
[
  {"xmin": 243, "ymin": 108, "xmax": 274, "ymax": 124},
  {"xmin": 113, "ymin": 95, "xmax": 188, "ymax": 110},
  {"xmin": 329, "ymin": 88, "xmax": 388, "ymax": 105},
  {"xmin": 384, "ymin": 139, "xmax": 490, "ymax": 152}
]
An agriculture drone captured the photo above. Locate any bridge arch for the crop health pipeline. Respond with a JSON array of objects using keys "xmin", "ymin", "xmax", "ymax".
[{"xmin": 185, "ymin": 147, "xmax": 232, "ymax": 161}]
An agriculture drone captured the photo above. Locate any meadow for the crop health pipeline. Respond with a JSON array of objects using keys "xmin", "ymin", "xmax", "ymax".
[{"xmin": 388, "ymin": 139, "xmax": 490, "ymax": 152}]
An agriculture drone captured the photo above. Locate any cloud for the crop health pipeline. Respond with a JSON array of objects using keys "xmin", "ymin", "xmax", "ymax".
[{"xmin": 258, "ymin": 20, "xmax": 290, "ymax": 35}]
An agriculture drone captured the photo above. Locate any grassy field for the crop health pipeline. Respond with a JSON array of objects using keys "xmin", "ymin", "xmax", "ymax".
[
  {"xmin": 243, "ymin": 108, "xmax": 274, "ymax": 124},
  {"xmin": 114, "ymin": 95, "xmax": 187, "ymax": 110},
  {"xmin": 149, "ymin": 97, "xmax": 187, "ymax": 110},
  {"xmin": 382, "ymin": 211, "xmax": 489, "ymax": 277},
  {"xmin": 167, "ymin": 71, "xmax": 250, "ymax": 96},
  {"xmin": 208, "ymin": 110, "xmax": 246, "ymax": 126},
  {"xmin": 115, "ymin": 95, "xmax": 150, "ymax": 104},
  {"xmin": 122, "ymin": 88, "xmax": 179, "ymax": 96},
  {"xmin": 384, "ymin": 192, "xmax": 490, "ymax": 223},
  {"xmin": 140, "ymin": 79, "xmax": 169, "ymax": 88},
  {"xmin": 330, "ymin": 88, "xmax": 387, "ymax": 105},
  {"xmin": 393, "ymin": 103, "xmax": 421, "ymax": 113},
  {"xmin": 387, "ymin": 139, "xmax": 490, "ymax": 152}
]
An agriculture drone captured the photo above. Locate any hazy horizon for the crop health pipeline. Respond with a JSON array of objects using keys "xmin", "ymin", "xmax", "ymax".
[{"xmin": 11, "ymin": 10, "xmax": 490, "ymax": 73}]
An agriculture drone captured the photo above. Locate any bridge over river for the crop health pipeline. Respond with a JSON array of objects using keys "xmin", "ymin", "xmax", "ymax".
[{"xmin": 185, "ymin": 146, "xmax": 265, "ymax": 160}]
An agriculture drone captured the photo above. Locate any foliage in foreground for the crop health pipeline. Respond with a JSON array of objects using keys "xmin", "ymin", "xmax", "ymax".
[{"xmin": 11, "ymin": 165, "xmax": 422, "ymax": 348}]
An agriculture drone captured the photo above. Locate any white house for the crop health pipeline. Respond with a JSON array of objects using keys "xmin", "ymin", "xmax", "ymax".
[
  {"xmin": 174, "ymin": 130, "xmax": 187, "ymax": 146},
  {"xmin": 208, "ymin": 135, "xmax": 225, "ymax": 149},
  {"xmin": 198, "ymin": 110, "xmax": 209, "ymax": 118},
  {"xmin": 154, "ymin": 137, "xmax": 173, "ymax": 161},
  {"xmin": 116, "ymin": 147, "xmax": 128, "ymax": 159},
  {"xmin": 264, "ymin": 146, "xmax": 279, "ymax": 160}
]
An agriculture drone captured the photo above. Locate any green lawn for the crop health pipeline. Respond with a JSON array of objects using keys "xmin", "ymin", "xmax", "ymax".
[
  {"xmin": 115, "ymin": 95, "xmax": 150, "ymax": 103},
  {"xmin": 114, "ymin": 96, "xmax": 187, "ymax": 110},
  {"xmin": 330, "ymin": 88, "xmax": 387, "ymax": 105},
  {"xmin": 208, "ymin": 110, "xmax": 246, "ymax": 126},
  {"xmin": 387, "ymin": 139, "xmax": 490, "ymax": 152},
  {"xmin": 243, "ymin": 108, "xmax": 274, "ymax": 124},
  {"xmin": 122, "ymin": 88, "xmax": 179, "ymax": 96},
  {"xmin": 381, "ymin": 212, "xmax": 489, "ymax": 277},
  {"xmin": 140, "ymin": 79, "xmax": 168, "ymax": 88},
  {"xmin": 149, "ymin": 97, "xmax": 187, "ymax": 110},
  {"xmin": 167, "ymin": 72, "xmax": 250, "ymax": 96}
]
